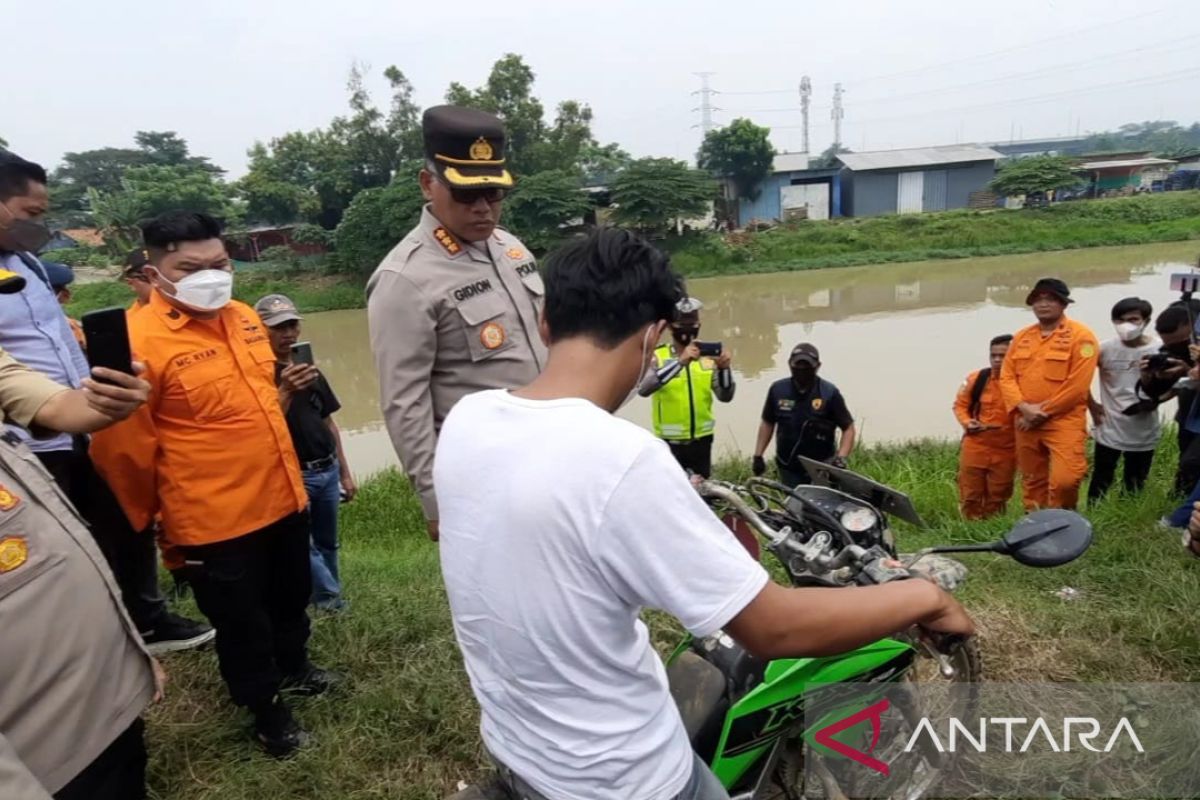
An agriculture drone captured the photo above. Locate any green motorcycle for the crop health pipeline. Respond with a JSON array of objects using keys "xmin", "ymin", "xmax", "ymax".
[{"xmin": 450, "ymin": 466, "xmax": 1092, "ymax": 800}]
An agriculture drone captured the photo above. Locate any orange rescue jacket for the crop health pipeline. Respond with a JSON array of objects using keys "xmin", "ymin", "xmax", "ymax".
[{"xmin": 999, "ymin": 316, "xmax": 1099, "ymax": 427}]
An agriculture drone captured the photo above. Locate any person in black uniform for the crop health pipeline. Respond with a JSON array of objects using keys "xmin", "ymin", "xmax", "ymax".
[{"xmin": 752, "ymin": 343, "xmax": 857, "ymax": 487}]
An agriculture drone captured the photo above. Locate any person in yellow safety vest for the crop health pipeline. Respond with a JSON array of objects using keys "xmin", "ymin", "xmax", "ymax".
[{"xmin": 638, "ymin": 297, "xmax": 734, "ymax": 476}]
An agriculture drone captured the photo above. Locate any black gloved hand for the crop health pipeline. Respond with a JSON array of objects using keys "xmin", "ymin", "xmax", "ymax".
[
  {"xmin": 830, "ymin": 455, "xmax": 848, "ymax": 470},
  {"xmin": 752, "ymin": 455, "xmax": 766, "ymax": 476}
]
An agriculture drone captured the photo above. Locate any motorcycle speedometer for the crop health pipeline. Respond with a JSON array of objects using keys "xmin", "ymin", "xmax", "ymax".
[{"xmin": 839, "ymin": 506, "xmax": 878, "ymax": 533}]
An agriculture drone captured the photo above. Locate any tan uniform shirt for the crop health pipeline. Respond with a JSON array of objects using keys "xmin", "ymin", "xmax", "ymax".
[
  {"xmin": 367, "ymin": 206, "xmax": 547, "ymax": 519},
  {"xmin": 0, "ymin": 350, "xmax": 154, "ymax": 798}
]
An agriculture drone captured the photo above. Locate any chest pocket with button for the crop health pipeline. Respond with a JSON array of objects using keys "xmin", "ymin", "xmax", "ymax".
[
  {"xmin": 176, "ymin": 355, "xmax": 238, "ymax": 423},
  {"xmin": 455, "ymin": 291, "xmax": 517, "ymax": 362},
  {"xmin": 1044, "ymin": 348, "xmax": 1071, "ymax": 382}
]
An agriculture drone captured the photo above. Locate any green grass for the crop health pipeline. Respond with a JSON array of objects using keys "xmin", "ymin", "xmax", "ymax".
[
  {"xmin": 145, "ymin": 436, "xmax": 1200, "ymax": 798},
  {"xmin": 669, "ymin": 191, "xmax": 1200, "ymax": 277}
]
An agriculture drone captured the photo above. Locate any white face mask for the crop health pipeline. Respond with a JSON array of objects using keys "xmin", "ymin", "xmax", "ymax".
[
  {"xmin": 1114, "ymin": 321, "xmax": 1145, "ymax": 343},
  {"xmin": 152, "ymin": 267, "xmax": 234, "ymax": 312},
  {"xmin": 619, "ymin": 325, "xmax": 657, "ymax": 411}
]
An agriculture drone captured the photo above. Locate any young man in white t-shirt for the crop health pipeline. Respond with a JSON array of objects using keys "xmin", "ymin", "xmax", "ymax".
[
  {"xmin": 434, "ymin": 229, "xmax": 975, "ymax": 800},
  {"xmin": 1087, "ymin": 297, "xmax": 1162, "ymax": 502}
]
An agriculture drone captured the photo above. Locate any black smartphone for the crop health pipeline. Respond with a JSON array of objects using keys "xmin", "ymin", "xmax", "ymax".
[
  {"xmin": 290, "ymin": 341, "xmax": 314, "ymax": 366},
  {"xmin": 697, "ymin": 341, "xmax": 723, "ymax": 358},
  {"xmin": 81, "ymin": 307, "xmax": 134, "ymax": 383},
  {"xmin": 1146, "ymin": 352, "xmax": 1172, "ymax": 372}
]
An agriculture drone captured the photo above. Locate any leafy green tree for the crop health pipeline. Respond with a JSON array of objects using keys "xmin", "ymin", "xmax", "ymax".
[
  {"xmin": 697, "ymin": 119, "xmax": 775, "ymax": 201},
  {"xmin": 86, "ymin": 184, "xmax": 144, "ymax": 257},
  {"xmin": 989, "ymin": 155, "xmax": 1082, "ymax": 197},
  {"xmin": 578, "ymin": 141, "xmax": 632, "ymax": 186},
  {"xmin": 503, "ymin": 170, "xmax": 591, "ymax": 252},
  {"xmin": 51, "ymin": 131, "xmax": 221, "ymax": 216},
  {"xmin": 813, "ymin": 143, "xmax": 852, "ymax": 168},
  {"xmin": 123, "ymin": 165, "xmax": 238, "ymax": 221},
  {"xmin": 332, "ymin": 165, "xmax": 425, "ymax": 274},
  {"xmin": 610, "ymin": 158, "xmax": 715, "ymax": 234},
  {"xmin": 239, "ymin": 65, "xmax": 423, "ymax": 228}
]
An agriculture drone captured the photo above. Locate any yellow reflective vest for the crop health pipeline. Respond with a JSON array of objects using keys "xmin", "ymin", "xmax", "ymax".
[{"xmin": 651, "ymin": 344, "xmax": 717, "ymax": 441}]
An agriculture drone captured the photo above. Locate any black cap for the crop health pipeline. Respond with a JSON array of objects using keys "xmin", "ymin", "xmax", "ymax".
[
  {"xmin": 1026, "ymin": 277, "xmax": 1073, "ymax": 306},
  {"xmin": 423, "ymin": 105, "xmax": 513, "ymax": 189},
  {"xmin": 789, "ymin": 343, "xmax": 820, "ymax": 367},
  {"xmin": 124, "ymin": 247, "xmax": 150, "ymax": 277},
  {"xmin": 41, "ymin": 261, "xmax": 74, "ymax": 291}
]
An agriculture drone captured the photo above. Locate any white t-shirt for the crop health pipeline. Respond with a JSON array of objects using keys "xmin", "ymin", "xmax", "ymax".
[
  {"xmin": 1093, "ymin": 336, "xmax": 1162, "ymax": 451},
  {"xmin": 435, "ymin": 390, "xmax": 769, "ymax": 800}
]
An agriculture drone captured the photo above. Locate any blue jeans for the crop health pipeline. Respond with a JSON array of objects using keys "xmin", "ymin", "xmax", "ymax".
[
  {"xmin": 303, "ymin": 461, "xmax": 342, "ymax": 606},
  {"xmin": 1168, "ymin": 478, "xmax": 1200, "ymax": 528}
]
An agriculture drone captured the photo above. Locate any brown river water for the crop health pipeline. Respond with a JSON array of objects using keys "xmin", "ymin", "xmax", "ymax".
[{"xmin": 296, "ymin": 241, "xmax": 1200, "ymax": 478}]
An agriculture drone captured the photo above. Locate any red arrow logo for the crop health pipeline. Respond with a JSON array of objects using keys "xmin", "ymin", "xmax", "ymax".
[{"xmin": 814, "ymin": 698, "xmax": 892, "ymax": 777}]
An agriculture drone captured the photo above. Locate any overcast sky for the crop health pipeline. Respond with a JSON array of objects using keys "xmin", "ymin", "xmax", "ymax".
[{"xmin": 6, "ymin": 0, "xmax": 1199, "ymax": 177}]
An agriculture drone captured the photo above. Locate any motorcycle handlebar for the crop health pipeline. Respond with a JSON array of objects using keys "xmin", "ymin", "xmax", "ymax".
[{"xmin": 697, "ymin": 480, "xmax": 784, "ymax": 544}]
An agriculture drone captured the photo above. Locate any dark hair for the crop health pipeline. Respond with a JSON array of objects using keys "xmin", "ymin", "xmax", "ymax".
[
  {"xmin": 1157, "ymin": 303, "xmax": 1194, "ymax": 334},
  {"xmin": 1112, "ymin": 296, "xmax": 1152, "ymax": 322},
  {"xmin": 141, "ymin": 211, "xmax": 223, "ymax": 253},
  {"xmin": 989, "ymin": 334, "xmax": 1013, "ymax": 348},
  {"xmin": 0, "ymin": 151, "xmax": 48, "ymax": 202},
  {"xmin": 541, "ymin": 229, "xmax": 684, "ymax": 348}
]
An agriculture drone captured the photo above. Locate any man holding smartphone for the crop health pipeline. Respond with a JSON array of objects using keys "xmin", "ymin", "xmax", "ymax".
[
  {"xmin": 0, "ymin": 150, "xmax": 212, "ymax": 654},
  {"xmin": 638, "ymin": 297, "xmax": 734, "ymax": 477},
  {"xmin": 255, "ymin": 293, "xmax": 355, "ymax": 612},
  {"xmin": 90, "ymin": 212, "xmax": 336, "ymax": 757},
  {"xmin": 953, "ymin": 335, "xmax": 1017, "ymax": 519}
]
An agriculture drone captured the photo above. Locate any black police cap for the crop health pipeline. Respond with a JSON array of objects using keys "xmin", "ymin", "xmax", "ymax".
[{"xmin": 423, "ymin": 105, "xmax": 513, "ymax": 189}]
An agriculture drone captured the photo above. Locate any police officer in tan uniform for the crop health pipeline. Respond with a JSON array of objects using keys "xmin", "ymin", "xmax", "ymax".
[
  {"xmin": 0, "ymin": 343, "xmax": 161, "ymax": 800},
  {"xmin": 368, "ymin": 106, "xmax": 546, "ymax": 541}
]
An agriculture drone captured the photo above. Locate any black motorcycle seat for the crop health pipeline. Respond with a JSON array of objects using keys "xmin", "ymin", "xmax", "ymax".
[{"xmin": 667, "ymin": 649, "xmax": 728, "ymax": 759}]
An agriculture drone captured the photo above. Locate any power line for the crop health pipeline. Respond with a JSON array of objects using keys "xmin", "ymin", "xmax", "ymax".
[{"xmin": 841, "ymin": 7, "xmax": 1169, "ymax": 87}]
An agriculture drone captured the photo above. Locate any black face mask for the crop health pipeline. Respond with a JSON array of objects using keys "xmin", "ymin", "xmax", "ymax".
[
  {"xmin": 1163, "ymin": 341, "xmax": 1193, "ymax": 364},
  {"xmin": 673, "ymin": 327, "xmax": 699, "ymax": 346},
  {"xmin": 791, "ymin": 367, "xmax": 817, "ymax": 387},
  {"xmin": 0, "ymin": 217, "xmax": 51, "ymax": 254}
]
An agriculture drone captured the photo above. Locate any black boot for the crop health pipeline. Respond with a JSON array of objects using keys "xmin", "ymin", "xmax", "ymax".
[
  {"xmin": 252, "ymin": 695, "xmax": 308, "ymax": 758},
  {"xmin": 281, "ymin": 663, "xmax": 345, "ymax": 697}
]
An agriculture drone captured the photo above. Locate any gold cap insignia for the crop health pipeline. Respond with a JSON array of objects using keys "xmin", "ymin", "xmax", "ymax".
[
  {"xmin": 0, "ymin": 536, "xmax": 28, "ymax": 573},
  {"xmin": 469, "ymin": 137, "xmax": 494, "ymax": 161},
  {"xmin": 480, "ymin": 322, "xmax": 506, "ymax": 350},
  {"xmin": 0, "ymin": 486, "xmax": 20, "ymax": 512}
]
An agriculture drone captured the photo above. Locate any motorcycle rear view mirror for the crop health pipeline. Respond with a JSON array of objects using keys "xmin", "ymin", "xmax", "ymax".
[
  {"xmin": 998, "ymin": 509, "xmax": 1093, "ymax": 567},
  {"xmin": 917, "ymin": 509, "xmax": 1093, "ymax": 567}
]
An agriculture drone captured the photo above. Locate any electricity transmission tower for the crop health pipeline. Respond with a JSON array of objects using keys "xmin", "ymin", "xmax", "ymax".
[
  {"xmin": 692, "ymin": 72, "xmax": 719, "ymax": 134},
  {"xmin": 832, "ymin": 82, "xmax": 845, "ymax": 151},
  {"xmin": 799, "ymin": 76, "xmax": 812, "ymax": 154}
]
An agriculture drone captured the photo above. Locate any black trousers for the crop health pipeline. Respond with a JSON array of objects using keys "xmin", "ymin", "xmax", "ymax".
[
  {"xmin": 54, "ymin": 718, "xmax": 146, "ymax": 800},
  {"xmin": 666, "ymin": 436, "xmax": 714, "ymax": 478},
  {"xmin": 1177, "ymin": 427, "xmax": 1200, "ymax": 496},
  {"xmin": 181, "ymin": 512, "xmax": 312, "ymax": 709},
  {"xmin": 1088, "ymin": 444, "xmax": 1155, "ymax": 502},
  {"xmin": 35, "ymin": 442, "xmax": 168, "ymax": 632}
]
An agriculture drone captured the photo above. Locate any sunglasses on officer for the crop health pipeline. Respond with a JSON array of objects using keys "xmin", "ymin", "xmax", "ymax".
[{"xmin": 437, "ymin": 177, "xmax": 508, "ymax": 206}]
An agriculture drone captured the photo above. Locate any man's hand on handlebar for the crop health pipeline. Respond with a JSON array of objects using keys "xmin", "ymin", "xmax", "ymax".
[{"xmin": 919, "ymin": 589, "xmax": 975, "ymax": 639}]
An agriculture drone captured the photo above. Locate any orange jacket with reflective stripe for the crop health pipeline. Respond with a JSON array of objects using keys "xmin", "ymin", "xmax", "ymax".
[
  {"xmin": 90, "ymin": 293, "xmax": 306, "ymax": 546},
  {"xmin": 999, "ymin": 317, "xmax": 1099, "ymax": 426},
  {"xmin": 954, "ymin": 368, "xmax": 1016, "ymax": 465}
]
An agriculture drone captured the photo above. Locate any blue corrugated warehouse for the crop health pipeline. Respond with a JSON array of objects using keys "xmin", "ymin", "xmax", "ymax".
[{"xmin": 837, "ymin": 145, "xmax": 1003, "ymax": 216}]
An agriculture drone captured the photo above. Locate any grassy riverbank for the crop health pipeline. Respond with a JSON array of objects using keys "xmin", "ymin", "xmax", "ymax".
[
  {"xmin": 669, "ymin": 191, "xmax": 1200, "ymax": 277},
  {"xmin": 63, "ymin": 192, "xmax": 1200, "ymax": 317},
  {"xmin": 145, "ymin": 438, "xmax": 1200, "ymax": 799}
]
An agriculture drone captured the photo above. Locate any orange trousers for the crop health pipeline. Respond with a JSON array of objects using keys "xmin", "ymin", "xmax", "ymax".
[
  {"xmin": 957, "ymin": 458, "xmax": 1016, "ymax": 520},
  {"xmin": 1014, "ymin": 423, "xmax": 1088, "ymax": 511}
]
